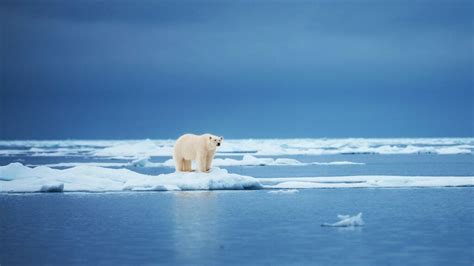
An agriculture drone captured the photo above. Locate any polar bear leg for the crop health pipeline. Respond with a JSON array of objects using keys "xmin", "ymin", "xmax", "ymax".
[
  {"xmin": 197, "ymin": 154, "xmax": 208, "ymax": 172},
  {"xmin": 205, "ymin": 154, "xmax": 213, "ymax": 171},
  {"xmin": 183, "ymin": 160, "xmax": 192, "ymax": 172},
  {"xmin": 175, "ymin": 157, "xmax": 184, "ymax": 172}
]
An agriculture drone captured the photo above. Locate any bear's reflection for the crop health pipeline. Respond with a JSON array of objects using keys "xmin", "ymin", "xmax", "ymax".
[{"xmin": 170, "ymin": 191, "xmax": 220, "ymax": 263}]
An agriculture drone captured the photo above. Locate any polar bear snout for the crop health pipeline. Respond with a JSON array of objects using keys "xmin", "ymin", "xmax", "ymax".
[{"xmin": 209, "ymin": 136, "xmax": 223, "ymax": 148}]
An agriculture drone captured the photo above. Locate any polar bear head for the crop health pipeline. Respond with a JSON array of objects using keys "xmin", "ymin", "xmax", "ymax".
[{"xmin": 206, "ymin": 134, "xmax": 223, "ymax": 150}]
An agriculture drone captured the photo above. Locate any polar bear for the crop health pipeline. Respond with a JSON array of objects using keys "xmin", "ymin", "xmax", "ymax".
[{"xmin": 173, "ymin": 133, "xmax": 223, "ymax": 172}]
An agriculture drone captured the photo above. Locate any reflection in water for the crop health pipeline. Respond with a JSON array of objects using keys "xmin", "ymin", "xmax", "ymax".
[{"xmin": 171, "ymin": 192, "xmax": 219, "ymax": 263}]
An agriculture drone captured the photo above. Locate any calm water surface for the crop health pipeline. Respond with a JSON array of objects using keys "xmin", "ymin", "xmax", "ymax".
[{"xmin": 1, "ymin": 188, "xmax": 473, "ymax": 265}]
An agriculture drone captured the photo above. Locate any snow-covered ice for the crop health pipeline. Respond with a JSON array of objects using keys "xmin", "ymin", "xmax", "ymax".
[
  {"xmin": 90, "ymin": 138, "xmax": 474, "ymax": 157},
  {"xmin": 268, "ymin": 189, "xmax": 299, "ymax": 194},
  {"xmin": 322, "ymin": 213, "xmax": 364, "ymax": 227},
  {"xmin": 0, "ymin": 138, "xmax": 472, "ymax": 158},
  {"xmin": 211, "ymin": 155, "xmax": 364, "ymax": 166},
  {"xmin": 261, "ymin": 176, "xmax": 474, "ymax": 189},
  {"xmin": 0, "ymin": 163, "xmax": 261, "ymax": 192},
  {"xmin": 137, "ymin": 155, "xmax": 365, "ymax": 168},
  {"xmin": 130, "ymin": 156, "xmax": 157, "ymax": 167},
  {"xmin": 0, "ymin": 163, "xmax": 472, "ymax": 193},
  {"xmin": 92, "ymin": 139, "xmax": 174, "ymax": 159},
  {"xmin": 32, "ymin": 162, "xmax": 127, "ymax": 168},
  {"xmin": 32, "ymin": 155, "xmax": 364, "ymax": 168}
]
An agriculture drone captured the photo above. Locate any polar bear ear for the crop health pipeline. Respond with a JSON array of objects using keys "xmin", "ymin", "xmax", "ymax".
[{"xmin": 209, "ymin": 136, "xmax": 212, "ymax": 140}]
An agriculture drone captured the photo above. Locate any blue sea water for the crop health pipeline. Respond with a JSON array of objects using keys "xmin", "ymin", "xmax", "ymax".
[
  {"xmin": 1, "ymin": 188, "xmax": 473, "ymax": 265},
  {"xmin": 0, "ymin": 140, "xmax": 473, "ymax": 265}
]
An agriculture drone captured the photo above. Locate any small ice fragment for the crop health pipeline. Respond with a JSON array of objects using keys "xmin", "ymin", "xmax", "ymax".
[
  {"xmin": 337, "ymin": 214, "xmax": 350, "ymax": 220},
  {"xmin": 130, "ymin": 156, "xmax": 152, "ymax": 167},
  {"xmin": 321, "ymin": 212, "xmax": 364, "ymax": 227},
  {"xmin": 268, "ymin": 189, "xmax": 299, "ymax": 194}
]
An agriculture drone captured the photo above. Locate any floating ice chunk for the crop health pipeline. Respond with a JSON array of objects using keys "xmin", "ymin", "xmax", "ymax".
[
  {"xmin": 129, "ymin": 155, "xmax": 364, "ymax": 168},
  {"xmin": 435, "ymin": 146, "xmax": 472, "ymax": 155},
  {"xmin": 129, "ymin": 157, "xmax": 173, "ymax": 168},
  {"xmin": 130, "ymin": 156, "xmax": 154, "ymax": 167},
  {"xmin": 268, "ymin": 189, "xmax": 299, "ymax": 194},
  {"xmin": 312, "ymin": 161, "xmax": 365, "ymax": 165},
  {"xmin": 261, "ymin": 176, "xmax": 474, "ymax": 189},
  {"xmin": 36, "ymin": 162, "xmax": 126, "ymax": 168},
  {"xmin": 0, "ymin": 149, "xmax": 32, "ymax": 156},
  {"xmin": 122, "ymin": 168, "xmax": 262, "ymax": 191},
  {"xmin": 1, "ymin": 138, "xmax": 472, "ymax": 158},
  {"xmin": 212, "ymin": 155, "xmax": 303, "ymax": 166},
  {"xmin": 125, "ymin": 184, "xmax": 181, "ymax": 191},
  {"xmin": 1, "ymin": 163, "xmax": 473, "ymax": 193},
  {"xmin": 92, "ymin": 139, "xmax": 173, "ymax": 158},
  {"xmin": 322, "ymin": 213, "xmax": 364, "ymax": 227},
  {"xmin": 0, "ymin": 163, "xmax": 261, "ymax": 193},
  {"xmin": 0, "ymin": 163, "xmax": 58, "ymax": 180},
  {"xmin": 272, "ymin": 158, "xmax": 302, "ymax": 165}
]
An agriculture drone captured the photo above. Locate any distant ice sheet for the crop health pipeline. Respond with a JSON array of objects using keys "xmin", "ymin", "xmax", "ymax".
[
  {"xmin": 92, "ymin": 139, "xmax": 174, "ymax": 158},
  {"xmin": 32, "ymin": 155, "xmax": 365, "ymax": 168},
  {"xmin": 261, "ymin": 176, "xmax": 474, "ymax": 189},
  {"xmin": 322, "ymin": 213, "xmax": 364, "ymax": 227},
  {"xmin": 84, "ymin": 138, "xmax": 474, "ymax": 158},
  {"xmin": 32, "ymin": 162, "xmax": 127, "ymax": 168},
  {"xmin": 0, "ymin": 138, "xmax": 472, "ymax": 158},
  {"xmin": 0, "ymin": 163, "xmax": 472, "ymax": 193},
  {"xmin": 268, "ymin": 189, "xmax": 299, "ymax": 194},
  {"xmin": 211, "ymin": 155, "xmax": 365, "ymax": 167}
]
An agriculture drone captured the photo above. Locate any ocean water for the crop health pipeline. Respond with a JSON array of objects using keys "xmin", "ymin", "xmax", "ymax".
[
  {"xmin": 1, "ymin": 189, "xmax": 473, "ymax": 265},
  {"xmin": 0, "ymin": 139, "xmax": 473, "ymax": 265}
]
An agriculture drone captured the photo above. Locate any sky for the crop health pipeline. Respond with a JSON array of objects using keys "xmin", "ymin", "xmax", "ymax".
[{"xmin": 1, "ymin": 0, "xmax": 473, "ymax": 139}]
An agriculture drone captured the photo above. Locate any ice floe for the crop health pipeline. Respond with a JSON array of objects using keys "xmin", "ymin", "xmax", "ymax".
[
  {"xmin": 0, "ymin": 138, "xmax": 472, "ymax": 158},
  {"xmin": 211, "ymin": 155, "xmax": 364, "ymax": 167},
  {"xmin": 260, "ymin": 176, "xmax": 474, "ymax": 189},
  {"xmin": 89, "ymin": 138, "xmax": 474, "ymax": 157},
  {"xmin": 0, "ymin": 163, "xmax": 472, "ymax": 193},
  {"xmin": 136, "ymin": 155, "xmax": 365, "ymax": 168},
  {"xmin": 0, "ymin": 163, "xmax": 261, "ymax": 192},
  {"xmin": 267, "ymin": 189, "xmax": 299, "ymax": 194},
  {"xmin": 92, "ymin": 139, "xmax": 174, "ymax": 159},
  {"xmin": 32, "ymin": 162, "xmax": 127, "ymax": 168},
  {"xmin": 32, "ymin": 155, "xmax": 364, "ymax": 168},
  {"xmin": 322, "ymin": 213, "xmax": 364, "ymax": 227}
]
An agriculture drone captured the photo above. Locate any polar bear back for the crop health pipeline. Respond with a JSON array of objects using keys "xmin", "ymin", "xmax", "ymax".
[{"xmin": 173, "ymin": 134, "xmax": 207, "ymax": 161}]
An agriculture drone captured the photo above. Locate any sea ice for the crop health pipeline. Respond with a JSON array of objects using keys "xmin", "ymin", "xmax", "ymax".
[
  {"xmin": 0, "ymin": 163, "xmax": 472, "ymax": 193},
  {"xmin": 321, "ymin": 213, "xmax": 364, "ymax": 227},
  {"xmin": 0, "ymin": 163, "xmax": 261, "ymax": 192},
  {"xmin": 262, "ymin": 176, "xmax": 474, "ymax": 189},
  {"xmin": 1, "ymin": 138, "xmax": 472, "ymax": 158},
  {"xmin": 29, "ymin": 156, "xmax": 364, "ymax": 169},
  {"xmin": 268, "ymin": 189, "xmax": 299, "ymax": 194},
  {"xmin": 129, "ymin": 155, "xmax": 364, "ymax": 168},
  {"xmin": 92, "ymin": 139, "xmax": 174, "ymax": 158}
]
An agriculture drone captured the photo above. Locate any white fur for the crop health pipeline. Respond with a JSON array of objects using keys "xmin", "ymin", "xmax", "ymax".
[{"xmin": 173, "ymin": 133, "xmax": 223, "ymax": 172}]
